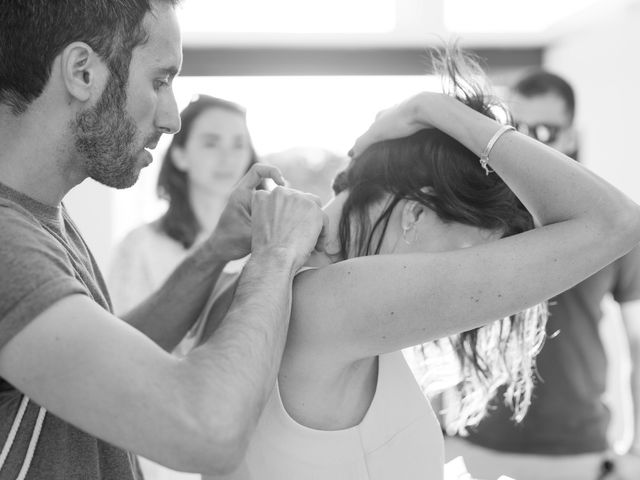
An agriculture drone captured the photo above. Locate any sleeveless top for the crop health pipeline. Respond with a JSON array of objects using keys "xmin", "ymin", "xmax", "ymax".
[{"xmin": 205, "ymin": 350, "xmax": 444, "ymax": 480}]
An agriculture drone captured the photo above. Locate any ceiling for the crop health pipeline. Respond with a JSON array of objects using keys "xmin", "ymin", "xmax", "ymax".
[
  {"xmin": 175, "ymin": 0, "xmax": 637, "ymax": 77},
  {"xmin": 177, "ymin": 0, "xmax": 621, "ymax": 49}
]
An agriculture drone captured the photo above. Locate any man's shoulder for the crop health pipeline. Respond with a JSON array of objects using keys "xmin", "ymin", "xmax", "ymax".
[
  {"xmin": 0, "ymin": 200, "xmax": 64, "ymax": 255},
  {"xmin": 0, "ymin": 196, "xmax": 39, "ymax": 224},
  {"xmin": 0, "ymin": 200, "xmax": 52, "ymax": 248}
]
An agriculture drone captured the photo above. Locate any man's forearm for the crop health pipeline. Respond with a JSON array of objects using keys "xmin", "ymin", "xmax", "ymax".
[
  {"xmin": 175, "ymin": 248, "xmax": 297, "ymax": 456},
  {"xmin": 122, "ymin": 238, "xmax": 227, "ymax": 351}
]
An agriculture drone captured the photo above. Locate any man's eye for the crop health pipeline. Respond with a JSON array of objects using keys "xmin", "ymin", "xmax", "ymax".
[{"xmin": 154, "ymin": 78, "xmax": 170, "ymax": 90}]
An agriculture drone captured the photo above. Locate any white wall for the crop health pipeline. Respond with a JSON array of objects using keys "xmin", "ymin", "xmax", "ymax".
[
  {"xmin": 545, "ymin": 1, "xmax": 640, "ymax": 203},
  {"xmin": 64, "ymin": 179, "xmax": 113, "ymax": 271}
]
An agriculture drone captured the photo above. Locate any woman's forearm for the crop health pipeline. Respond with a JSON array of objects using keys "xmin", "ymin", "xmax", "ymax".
[{"xmin": 413, "ymin": 93, "xmax": 640, "ymax": 236}]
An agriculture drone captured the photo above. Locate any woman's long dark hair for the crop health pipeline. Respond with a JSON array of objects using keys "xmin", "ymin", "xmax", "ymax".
[
  {"xmin": 156, "ymin": 95, "xmax": 259, "ymax": 249},
  {"xmin": 333, "ymin": 48, "xmax": 547, "ymax": 430}
]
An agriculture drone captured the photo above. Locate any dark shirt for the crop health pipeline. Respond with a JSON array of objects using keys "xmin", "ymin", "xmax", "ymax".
[
  {"xmin": 0, "ymin": 181, "xmax": 140, "ymax": 479},
  {"xmin": 464, "ymin": 247, "xmax": 640, "ymax": 455}
]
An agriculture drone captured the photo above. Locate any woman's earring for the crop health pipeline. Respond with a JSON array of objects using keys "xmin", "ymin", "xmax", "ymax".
[{"xmin": 402, "ymin": 223, "xmax": 418, "ymax": 245}]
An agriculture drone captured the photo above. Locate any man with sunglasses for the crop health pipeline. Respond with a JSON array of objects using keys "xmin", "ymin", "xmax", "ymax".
[
  {"xmin": 444, "ymin": 70, "xmax": 640, "ymax": 480},
  {"xmin": 512, "ymin": 71, "xmax": 579, "ymax": 160}
]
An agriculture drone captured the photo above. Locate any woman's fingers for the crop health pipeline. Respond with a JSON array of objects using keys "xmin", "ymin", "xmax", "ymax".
[{"xmin": 349, "ymin": 128, "xmax": 378, "ymax": 158}]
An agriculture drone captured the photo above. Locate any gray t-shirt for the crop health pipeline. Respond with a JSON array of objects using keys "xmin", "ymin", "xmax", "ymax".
[{"xmin": 0, "ymin": 181, "xmax": 140, "ymax": 479}]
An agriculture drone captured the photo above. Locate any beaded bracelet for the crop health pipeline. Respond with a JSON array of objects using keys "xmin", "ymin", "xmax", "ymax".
[{"xmin": 479, "ymin": 125, "xmax": 515, "ymax": 175}]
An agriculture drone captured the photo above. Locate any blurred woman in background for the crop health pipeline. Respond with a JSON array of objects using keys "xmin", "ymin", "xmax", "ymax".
[{"xmin": 108, "ymin": 94, "xmax": 258, "ymax": 314}]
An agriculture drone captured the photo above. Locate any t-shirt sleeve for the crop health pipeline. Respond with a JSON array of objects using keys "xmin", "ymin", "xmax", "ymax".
[
  {"xmin": 612, "ymin": 244, "xmax": 640, "ymax": 304},
  {"xmin": 0, "ymin": 209, "xmax": 87, "ymax": 351}
]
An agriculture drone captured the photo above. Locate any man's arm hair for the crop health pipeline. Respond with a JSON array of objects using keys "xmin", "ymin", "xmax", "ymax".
[{"xmin": 120, "ymin": 163, "xmax": 295, "ymax": 352}]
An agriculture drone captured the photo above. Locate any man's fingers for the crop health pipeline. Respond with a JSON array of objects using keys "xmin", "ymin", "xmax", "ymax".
[
  {"xmin": 314, "ymin": 211, "xmax": 330, "ymax": 253},
  {"xmin": 239, "ymin": 164, "xmax": 285, "ymax": 189},
  {"xmin": 374, "ymin": 108, "xmax": 388, "ymax": 120},
  {"xmin": 302, "ymin": 192, "xmax": 323, "ymax": 208}
]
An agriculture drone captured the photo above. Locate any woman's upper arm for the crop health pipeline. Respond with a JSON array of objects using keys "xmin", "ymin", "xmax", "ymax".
[{"xmin": 289, "ymin": 219, "xmax": 621, "ymax": 362}]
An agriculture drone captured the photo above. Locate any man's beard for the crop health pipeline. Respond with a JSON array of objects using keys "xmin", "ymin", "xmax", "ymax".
[{"xmin": 74, "ymin": 75, "xmax": 144, "ymax": 189}]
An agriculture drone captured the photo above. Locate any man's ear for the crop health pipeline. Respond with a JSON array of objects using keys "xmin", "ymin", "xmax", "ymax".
[{"xmin": 60, "ymin": 42, "xmax": 107, "ymax": 103}]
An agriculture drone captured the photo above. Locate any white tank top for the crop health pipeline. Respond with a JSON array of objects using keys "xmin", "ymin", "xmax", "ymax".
[{"xmin": 205, "ymin": 351, "xmax": 444, "ymax": 480}]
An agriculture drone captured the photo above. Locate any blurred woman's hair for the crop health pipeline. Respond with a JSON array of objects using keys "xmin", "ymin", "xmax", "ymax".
[
  {"xmin": 332, "ymin": 47, "xmax": 547, "ymax": 431},
  {"xmin": 157, "ymin": 95, "xmax": 259, "ymax": 249}
]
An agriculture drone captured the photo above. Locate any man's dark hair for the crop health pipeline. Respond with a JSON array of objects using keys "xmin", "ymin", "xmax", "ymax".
[
  {"xmin": 513, "ymin": 70, "xmax": 576, "ymax": 121},
  {"xmin": 0, "ymin": 0, "xmax": 179, "ymax": 115}
]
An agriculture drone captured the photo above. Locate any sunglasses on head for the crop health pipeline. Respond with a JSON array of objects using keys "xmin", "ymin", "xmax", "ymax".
[{"xmin": 515, "ymin": 122, "xmax": 564, "ymax": 144}]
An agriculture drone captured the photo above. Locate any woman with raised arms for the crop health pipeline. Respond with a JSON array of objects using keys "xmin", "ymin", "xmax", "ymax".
[{"xmin": 197, "ymin": 51, "xmax": 640, "ymax": 480}]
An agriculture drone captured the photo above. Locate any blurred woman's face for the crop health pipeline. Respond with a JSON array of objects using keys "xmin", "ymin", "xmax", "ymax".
[{"xmin": 173, "ymin": 107, "xmax": 253, "ymax": 197}]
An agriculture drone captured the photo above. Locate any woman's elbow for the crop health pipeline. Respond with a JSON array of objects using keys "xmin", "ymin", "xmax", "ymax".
[{"xmin": 606, "ymin": 200, "xmax": 640, "ymax": 248}]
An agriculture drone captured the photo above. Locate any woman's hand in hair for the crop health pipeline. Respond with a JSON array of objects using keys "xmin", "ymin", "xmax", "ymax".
[{"xmin": 350, "ymin": 92, "xmax": 441, "ymax": 158}]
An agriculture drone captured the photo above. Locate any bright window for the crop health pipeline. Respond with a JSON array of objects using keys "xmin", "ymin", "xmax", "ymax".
[
  {"xmin": 177, "ymin": 0, "xmax": 396, "ymax": 34},
  {"xmin": 445, "ymin": 0, "xmax": 603, "ymax": 33}
]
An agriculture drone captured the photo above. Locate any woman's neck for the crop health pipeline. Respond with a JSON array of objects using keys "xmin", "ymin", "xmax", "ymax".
[{"xmin": 304, "ymin": 250, "xmax": 336, "ymax": 268}]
